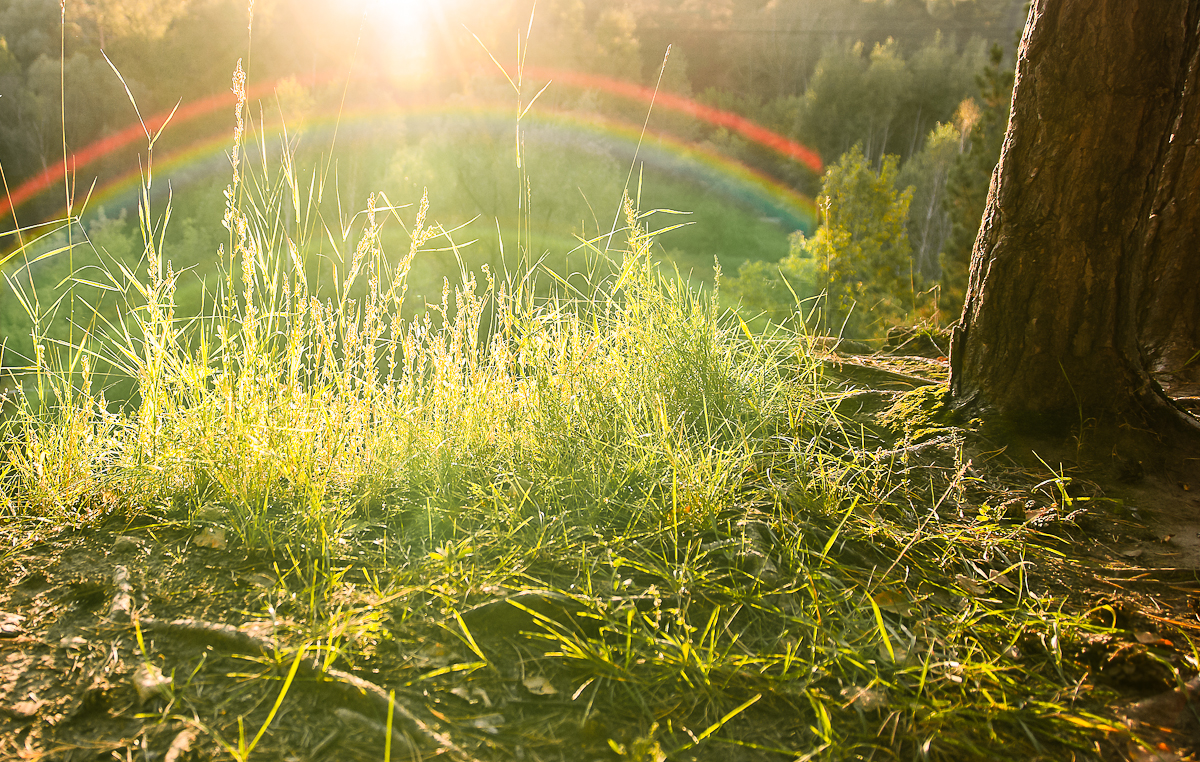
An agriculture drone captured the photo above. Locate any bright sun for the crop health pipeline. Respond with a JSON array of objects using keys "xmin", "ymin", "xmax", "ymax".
[{"xmin": 361, "ymin": 0, "xmax": 437, "ymax": 71}]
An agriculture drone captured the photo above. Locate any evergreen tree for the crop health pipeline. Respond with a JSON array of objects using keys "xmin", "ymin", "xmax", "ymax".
[
  {"xmin": 892, "ymin": 33, "xmax": 986, "ymax": 159},
  {"xmin": 796, "ymin": 36, "xmax": 983, "ymax": 167},
  {"xmin": 898, "ymin": 121, "xmax": 962, "ymax": 283},
  {"xmin": 796, "ymin": 41, "xmax": 871, "ymax": 164},
  {"xmin": 940, "ymin": 44, "xmax": 1015, "ymax": 315}
]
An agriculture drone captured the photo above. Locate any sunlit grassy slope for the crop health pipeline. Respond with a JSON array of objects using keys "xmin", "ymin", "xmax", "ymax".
[{"xmin": 0, "ymin": 110, "xmax": 1128, "ymax": 759}]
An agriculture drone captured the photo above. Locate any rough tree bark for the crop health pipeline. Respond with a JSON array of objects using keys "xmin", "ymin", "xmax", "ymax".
[{"xmin": 949, "ymin": 0, "xmax": 1200, "ymax": 444}]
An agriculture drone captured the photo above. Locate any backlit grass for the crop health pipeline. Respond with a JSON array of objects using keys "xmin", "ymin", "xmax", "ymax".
[{"xmin": 0, "ymin": 60, "xmax": 1134, "ymax": 762}]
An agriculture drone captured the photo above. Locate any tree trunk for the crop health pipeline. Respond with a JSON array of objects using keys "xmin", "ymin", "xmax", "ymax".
[{"xmin": 950, "ymin": 0, "xmax": 1200, "ymax": 442}]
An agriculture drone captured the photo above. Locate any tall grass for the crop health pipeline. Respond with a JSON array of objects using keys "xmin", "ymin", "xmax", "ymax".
[
  {"xmin": 0, "ymin": 55, "xmax": 1130, "ymax": 761},
  {"xmin": 2, "ymin": 48, "xmax": 822, "ymax": 547}
]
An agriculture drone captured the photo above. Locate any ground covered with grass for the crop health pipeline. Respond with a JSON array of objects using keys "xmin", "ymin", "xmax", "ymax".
[
  {"xmin": 3, "ymin": 132, "xmax": 1200, "ymax": 761},
  {"xmin": 4, "ymin": 339, "xmax": 1200, "ymax": 762}
]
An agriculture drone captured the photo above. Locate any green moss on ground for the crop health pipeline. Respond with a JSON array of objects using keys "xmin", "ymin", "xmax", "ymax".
[{"xmin": 877, "ymin": 383, "xmax": 959, "ymax": 443}]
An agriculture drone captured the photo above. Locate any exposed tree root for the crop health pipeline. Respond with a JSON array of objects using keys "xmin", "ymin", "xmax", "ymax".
[{"xmin": 110, "ymin": 569, "xmax": 479, "ymax": 761}]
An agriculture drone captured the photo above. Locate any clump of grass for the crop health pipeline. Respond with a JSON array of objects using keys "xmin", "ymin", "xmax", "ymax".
[{"xmin": 0, "ymin": 60, "xmax": 1134, "ymax": 762}]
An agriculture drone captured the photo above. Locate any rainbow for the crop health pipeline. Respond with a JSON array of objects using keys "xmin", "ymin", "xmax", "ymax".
[
  {"xmin": 2, "ymin": 67, "xmax": 820, "ymax": 215},
  {"xmin": 75, "ymin": 103, "xmax": 817, "ymax": 235},
  {"xmin": 2, "ymin": 69, "xmax": 822, "ymax": 262},
  {"xmin": 521, "ymin": 66, "xmax": 822, "ymax": 173},
  {"xmin": 0, "ymin": 80, "xmax": 275, "ymax": 221}
]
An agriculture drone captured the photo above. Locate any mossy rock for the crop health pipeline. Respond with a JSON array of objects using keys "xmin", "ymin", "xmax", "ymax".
[{"xmin": 877, "ymin": 384, "xmax": 958, "ymax": 443}]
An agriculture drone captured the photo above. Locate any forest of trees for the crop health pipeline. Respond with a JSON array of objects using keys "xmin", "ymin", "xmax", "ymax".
[
  {"xmin": 724, "ymin": 39, "xmax": 1015, "ymax": 336},
  {"xmin": 0, "ymin": 0, "xmax": 1029, "ymax": 356}
]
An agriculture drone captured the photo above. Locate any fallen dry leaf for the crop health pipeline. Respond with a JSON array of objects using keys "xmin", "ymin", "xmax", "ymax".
[
  {"xmin": 522, "ymin": 675, "xmax": 558, "ymax": 695},
  {"xmin": 163, "ymin": 729, "xmax": 197, "ymax": 762},
  {"xmin": 989, "ymin": 572, "xmax": 1018, "ymax": 592},
  {"xmin": 841, "ymin": 685, "xmax": 888, "ymax": 711},
  {"xmin": 132, "ymin": 663, "xmax": 172, "ymax": 703},
  {"xmin": 193, "ymin": 527, "xmax": 226, "ymax": 550},
  {"xmin": 471, "ymin": 713, "xmax": 505, "ymax": 734},
  {"xmin": 955, "ymin": 574, "xmax": 989, "ymax": 596},
  {"xmin": 450, "ymin": 686, "xmax": 493, "ymax": 706},
  {"xmin": 10, "ymin": 698, "xmax": 42, "ymax": 719},
  {"xmin": 1134, "ymin": 632, "xmax": 1173, "ymax": 647},
  {"xmin": 1128, "ymin": 741, "xmax": 1182, "ymax": 762},
  {"xmin": 0, "ymin": 612, "xmax": 25, "ymax": 638},
  {"xmin": 872, "ymin": 590, "xmax": 914, "ymax": 617}
]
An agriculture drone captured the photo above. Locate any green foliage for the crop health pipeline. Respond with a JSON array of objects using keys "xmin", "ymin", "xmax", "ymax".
[
  {"xmin": 0, "ymin": 12, "xmax": 1142, "ymax": 755},
  {"xmin": 76, "ymin": 0, "xmax": 192, "ymax": 44},
  {"xmin": 0, "ymin": 0, "xmax": 1021, "ymax": 354},
  {"xmin": 0, "ymin": 34, "xmax": 17, "ymax": 75},
  {"xmin": 0, "ymin": 50, "xmax": 130, "ymax": 178},
  {"xmin": 891, "ymin": 33, "xmax": 986, "ymax": 156},
  {"xmin": 859, "ymin": 39, "xmax": 913, "ymax": 157},
  {"xmin": 0, "ymin": 146, "xmax": 1132, "ymax": 761},
  {"xmin": 796, "ymin": 41, "xmax": 872, "ymax": 164},
  {"xmin": 940, "ymin": 44, "xmax": 1015, "ymax": 315},
  {"xmin": 523, "ymin": 0, "xmax": 641, "ymax": 80},
  {"xmin": 897, "ymin": 121, "xmax": 963, "ymax": 283},
  {"xmin": 813, "ymin": 145, "xmax": 914, "ymax": 337},
  {"xmin": 0, "ymin": 0, "xmax": 64, "ymax": 65},
  {"xmin": 796, "ymin": 36, "xmax": 984, "ymax": 166},
  {"xmin": 720, "ymin": 38, "xmax": 1006, "ymax": 335},
  {"xmin": 87, "ymin": 206, "xmax": 137, "ymax": 262},
  {"xmin": 731, "ymin": 144, "xmax": 915, "ymax": 338}
]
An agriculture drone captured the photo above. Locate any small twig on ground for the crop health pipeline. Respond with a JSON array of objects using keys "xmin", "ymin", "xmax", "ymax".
[
  {"xmin": 129, "ymin": 614, "xmax": 480, "ymax": 761},
  {"xmin": 871, "ymin": 434, "xmax": 959, "ymax": 464}
]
